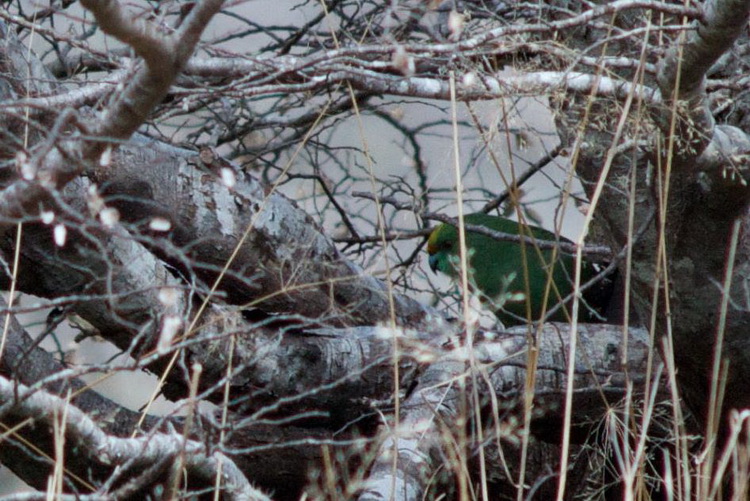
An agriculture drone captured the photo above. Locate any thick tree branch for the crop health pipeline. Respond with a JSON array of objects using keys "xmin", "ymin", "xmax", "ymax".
[
  {"xmin": 659, "ymin": 0, "xmax": 750, "ymax": 98},
  {"xmin": 85, "ymin": 137, "xmax": 440, "ymax": 329},
  {"xmin": 360, "ymin": 324, "xmax": 664, "ymax": 500},
  {"xmin": 657, "ymin": 0, "xmax": 750, "ymax": 163}
]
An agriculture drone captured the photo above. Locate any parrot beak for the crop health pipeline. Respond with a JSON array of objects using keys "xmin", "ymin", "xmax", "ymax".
[{"xmin": 428, "ymin": 253, "xmax": 439, "ymax": 273}]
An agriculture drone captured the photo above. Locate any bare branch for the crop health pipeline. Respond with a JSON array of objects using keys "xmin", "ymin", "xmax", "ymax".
[
  {"xmin": 79, "ymin": 0, "xmax": 224, "ymax": 152},
  {"xmin": 0, "ymin": 376, "xmax": 269, "ymax": 500}
]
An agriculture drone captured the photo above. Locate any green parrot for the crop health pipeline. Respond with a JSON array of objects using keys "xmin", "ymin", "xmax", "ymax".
[{"xmin": 426, "ymin": 213, "xmax": 613, "ymax": 326}]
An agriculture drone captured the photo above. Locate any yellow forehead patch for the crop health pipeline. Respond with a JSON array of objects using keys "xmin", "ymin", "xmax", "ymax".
[{"xmin": 426, "ymin": 226, "xmax": 442, "ymax": 254}]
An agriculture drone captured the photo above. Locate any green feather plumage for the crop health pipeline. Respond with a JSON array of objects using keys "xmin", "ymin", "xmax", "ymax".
[{"xmin": 427, "ymin": 213, "xmax": 609, "ymax": 325}]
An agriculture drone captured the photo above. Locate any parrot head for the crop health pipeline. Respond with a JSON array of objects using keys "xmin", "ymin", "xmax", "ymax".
[{"xmin": 426, "ymin": 223, "xmax": 460, "ymax": 275}]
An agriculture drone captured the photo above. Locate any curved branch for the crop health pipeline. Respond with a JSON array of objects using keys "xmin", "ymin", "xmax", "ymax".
[
  {"xmin": 657, "ymin": 0, "xmax": 750, "ymax": 161},
  {"xmin": 78, "ymin": 0, "xmax": 223, "ymax": 156},
  {"xmin": 659, "ymin": 0, "xmax": 750, "ymax": 98},
  {"xmin": 0, "ymin": 375, "xmax": 269, "ymax": 500}
]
